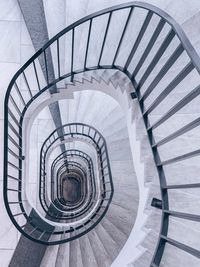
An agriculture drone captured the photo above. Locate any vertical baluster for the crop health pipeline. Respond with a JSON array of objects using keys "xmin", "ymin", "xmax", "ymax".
[
  {"xmin": 71, "ymin": 28, "xmax": 75, "ymax": 82},
  {"xmin": 123, "ymin": 11, "xmax": 153, "ymax": 71},
  {"xmin": 98, "ymin": 12, "xmax": 113, "ymax": 66},
  {"xmin": 44, "ymin": 50, "xmax": 49, "ymax": 84},
  {"xmin": 33, "ymin": 61, "xmax": 41, "ymax": 91},
  {"xmin": 84, "ymin": 19, "xmax": 93, "ymax": 69},
  {"xmin": 112, "ymin": 7, "xmax": 134, "ymax": 66},
  {"xmin": 57, "ymin": 39, "xmax": 61, "ymax": 79}
]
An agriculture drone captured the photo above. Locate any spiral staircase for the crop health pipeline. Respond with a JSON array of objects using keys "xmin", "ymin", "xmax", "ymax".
[{"xmin": 2, "ymin": 1, "xmax": 200, "ymax": 267}]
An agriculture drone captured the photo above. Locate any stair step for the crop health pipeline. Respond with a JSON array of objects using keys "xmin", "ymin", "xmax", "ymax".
[
  {"xmin": 95, "ymin": 223, "xmax": 120, "ymax": 261},
  {"xmin": 79, "ymin": 233, "xmax": 98, "ymax": 267},
  {"xmin": 160, "ymin": 241, "xmax": 200, "ymax": 267},
  {"xmin": 69, "ymin": 238, "xmax": 82, "ymax": 267},
  {"xmin": 55, "ymin": 235, "xmax": 70, "ymax": 267},
  {"xmin": 105, "ymin": 203, "xmax": 134, "ymax": 236},
  {"xmin": 107, "ymin": 138, "xmax": 132, "ymax": 161},
  {"xmin": 143, "ymin": 209, "xmax": 162, "ymax": 232},
  {"xmin": 132, "ymin": 249, "xmax": 153, "ymax": 267},
  {"xmin": 140, "ymin": 230, "xmax": 159, "ymax": 254},
  {"xmin": 100, "ymin": 216, "xmax": 127, "ymax": 247},
  {"xmin": 144, "ymin": 156, "xmax": 158, "ymax": 184},
  {"xmin": 88, "ymin": 229, "xmax": 111, "ymax": 267}
]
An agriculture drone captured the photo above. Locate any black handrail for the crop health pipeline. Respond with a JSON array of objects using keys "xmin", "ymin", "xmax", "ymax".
[
  {"xmin": 56, "ymin": 161, "xmax": 87, "ymax": 207},
  {"xmin": 4, "ymin": 1, "xmax": 200, "ymax": 262},
  {"xmin": 39, "ymin": 123, "xmax": 113, "ymax": 224},
  {"xmin": 42, "ymin": 151, "xmax": 97, "ymax": 220},
  {"xmin": 55, "ymin": 157, "xmax": 92, "ymax": 210},
  {"xmin": 40, "ymin": 123, "xmax": 111, "ymax": 202},
  {"xmin": 52, "ymin": 154, "xmax": 93, "ymax": 210}
]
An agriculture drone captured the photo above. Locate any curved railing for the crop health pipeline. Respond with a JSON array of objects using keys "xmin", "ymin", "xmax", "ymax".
[
  {"xmin": 4, "ymin": 1, "xmax": 200, "ymax": 263},
  {"xmin": 53, "ymin": 154, "xmax": 94, "ymax": 212},
  {"xmin": 52, "ymin": 157, "xmax": 88, "ymax": 205},
  {"xmin": 56, "ymin": 161, "xmax": 88, "ymax": 207},
  {"xmin": 42, "ymin": 150, "xmax": 97, "ymax": 221},
  {"xmin": 39, "ymin": 123, "xmax": 112, "ymax": 221}
]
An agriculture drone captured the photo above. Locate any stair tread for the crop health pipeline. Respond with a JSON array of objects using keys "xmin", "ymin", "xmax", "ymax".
[
  {"xmin": 87, "ymin": 229, "xmax": 111, "ymax": 267},
  {"xmin": 95, "ymin": 223, "xmax": 120, "ymax": 261},
  {"xmin": 100, "ymin": 216, "xmax": 127, "ymax": 246},
  {"xmin": 79, "ymin": 233, "xmax": 98, "ymax": 267}
]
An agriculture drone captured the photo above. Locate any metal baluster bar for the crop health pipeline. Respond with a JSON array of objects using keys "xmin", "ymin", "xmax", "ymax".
[
  {"xmin": 8, "ymin": 134, "xmax": 21, "ymax": 149},
  {"xmin": 13, "ymin": 212, "xmax": 25, "ymax": 217},
  {"xmin": 22, "ymin": 71, "xmax": 33, "ymax": 98},
  {"xmin": 44, "ymin": 50, "xmax": 49, "ymax": 84},
  {"xmin": 8, "ymin": 161, "xmax": 21, "ymax": 170},
  {"xmin": 148, "ymin": 84, "xmax": 200, "ymax": 130},
  {"xmin": 157, "ymin": 148, "xmax": 200, "ymax": 166},
  {"xmin": 84, "ymin": 19, "xmax": 93, "ymax": 69},
  {"xmin": 57, "ymin": 39, "xmax": 61, "ymax": 78},
  {"xmin": 164, "ymin": 210, "xmax": 200, "ymax": 221},
  {"xmin": 160, "ymin": 235, "xmax": 200, "ymax": 258},
  {"xmin": 136, "ymin": 29, "xmax": 175, "ymax": 90},
  {"xmin": 144, "ymin": 62, "xmax": 194, "ymax": 115},
  {"xmin": 153, "ymin": 116, "xmax": 200, "ymax": 147},
  {"xmin": 8, "ymin": 188, "xmax": 20, "ymax": 192},
  {"xmin": 8, "ymin": 148, "xmax": 21, "ymax": 159},
  {"xmin": 10, "ymin": 95, "xmax": 22, "ymax": 116},
  {"xmin": 112, "ymin": 7, "xmax": 134, "ymax": 66},
  {"xmin": 141, "ymin": 44, "xmax": 184, "ymax": 101},
  {"xmin": 132, "ymin": 18, "xmax": 166, "ymax": 77},
  {"xmin": 8, "ymin": 108, "xmax": 21, "ymax": 128},
  {"xmin": 8, "ymin": 201, "xmax": 22, "ymax": 204},
  {"xmin": 98, "ymin": 12, "xmax": 113, "ymax": 66},
  {"xmin": 14, "ymin": 83, "xmax": 26, "ymax": 107},
  {"xmin": 7, "ymin": 174, "xmax": 21, "ymax": 181},
  {"xmin": 38, "ymin": 231, "xmax": 46, "ymax": 240},
  {"xmin": 8, "ymin": 122, "xmax": 21, "ymax": 138},
  {"xmin": 71, "ymin": 28, "xmax": 75, "ymax": 82},
  {"xmin": 29, "ymin": 226, "xmax": 39, "ymax": 236},
  {"xmin": 124, "ymin": 11, "xmax": 153, "ymax": 71},
  {"xmin": 163, "ymin": 183, "xmax": 200, "ymax": 189}
]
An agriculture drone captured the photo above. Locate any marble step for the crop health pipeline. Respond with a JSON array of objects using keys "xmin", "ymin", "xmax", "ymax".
[
  {"xmin": 142, "ymin": 208, "xmax": 162, "ymax": 233},
  {"xmin": 87, "ymin": 229, "xmax": 111, "ymax": 267},
  {"xmin": 143, "ymin": 156, "xmax": 158, "ymax": 185},
  {"xmin": 69, "ymin": 238, "xmax": 83, "ymax": 267},
  {"xmin": 105, "ymin": 203, "xmax": 134, "ymax": 236},
  {"xmin": 105, "ymin": 126, "xmax": 129, "ymax": 143},
  {"xmin": 140, "ymin": 229, "xmax": 159, "ymax": 256},
  {"xmin": 95, "ymin": 222, "xmax": 120, "ymax": 262},
  {"xmin": 107, "ymin": 137, "xmax": 132, "ymax": 161},
  {"xmin": 160, "ymin": 241, "xmax": 200, "ymax": 267},
  {"xmin": 100, "ymin": 216, "xmax": 127, "ymax": 247},
  {"xmin": 55, "ymin": 235, "xmax": 70, "ymax": 267},
  {"xmin": 132, "ymin": 249, "xmax": 153, "ymax": 267},
  {"xmin": 40, "ymin": 235, "xmax": 60, "ymax": 267},
  {"xmin": 112, "ymin": 190, "xmax": 139, "ymax": 211}
]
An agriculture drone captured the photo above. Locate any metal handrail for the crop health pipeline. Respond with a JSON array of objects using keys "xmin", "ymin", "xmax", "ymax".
[
  {"xmin": 56, "ymin": 161, "xmax": 87, "ymax": 207},
  {"xmin": 4, "ymin": 0, "xmax": 200, "ymax": 261},
  {"xmin": 42, "ymin": 151, "xmax": 97, "ymax": 220},
  {"xmin": 39, "ymin": 123, "xmax": 113, "ymax": 224},
  {"xmin": 51, "ymin": 155, "xmax": 94, "ymax": 212},
  {"xmin": 54, "ymin": 157, "xmax": 93, "ymax": 211}
]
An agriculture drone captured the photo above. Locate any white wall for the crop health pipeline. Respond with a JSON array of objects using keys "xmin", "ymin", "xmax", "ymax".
[{"xmin": 0, "ymin": 0, "xmax": 36, "ymax": 265}]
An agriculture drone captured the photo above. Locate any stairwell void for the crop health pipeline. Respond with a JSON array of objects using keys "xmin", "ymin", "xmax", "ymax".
[{"xmin": 3, "ymin": 1, "xmax": 200, "ymax": 267}]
